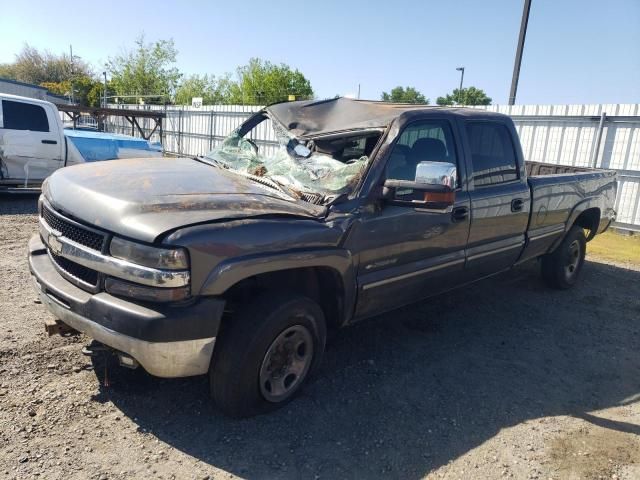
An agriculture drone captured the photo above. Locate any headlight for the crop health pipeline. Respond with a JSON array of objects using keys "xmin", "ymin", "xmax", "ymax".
[
  {"xmin": 105, "ymin": 277, "xmax": 190, "ymax": 302},
  {"xmin": 110, "ymin": 237, "xmax": 189, "ymax": 270}
]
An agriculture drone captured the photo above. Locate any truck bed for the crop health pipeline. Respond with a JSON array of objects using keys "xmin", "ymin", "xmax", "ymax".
[
  {"xmin": 519, "ymin": 161, "xmax": 617, "ymax": 262},
  {"xmin": 525, "ymin": 160, "xmax": 593, "ymax": 176}
]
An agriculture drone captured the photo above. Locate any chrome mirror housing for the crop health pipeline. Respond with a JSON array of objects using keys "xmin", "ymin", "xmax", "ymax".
[{"xmin": 414, "ymin": 161, "xmax": 456, "ymax": 189}]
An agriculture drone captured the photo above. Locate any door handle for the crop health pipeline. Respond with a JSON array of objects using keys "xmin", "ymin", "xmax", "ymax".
[
  {"xmin": 452, "ymin": 206, "xmax": 469, "ymax": 222},
  {"xmin": 511, "ymin": 198, "xmax": 525, "ymax": 212},
  {"xmin": 42, "ymin": 140, "xmax": 57, "ymax": 145}
]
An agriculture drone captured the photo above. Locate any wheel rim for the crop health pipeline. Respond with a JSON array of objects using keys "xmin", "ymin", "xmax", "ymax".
[
  {"xmin": 564, "ymin": 239, "xmax": 581, "ymax": 279},
  {"xmin": 259, "ymin": 324, "xmax": 314, "ymax": 403}
]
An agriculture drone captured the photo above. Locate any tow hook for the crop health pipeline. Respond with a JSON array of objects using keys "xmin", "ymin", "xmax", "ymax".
[
  {"xmin": 81, "ymin": 340, "xmax": 110, "ymax": 357},
  {"xmin": 81, "ymin": 341, "xmax": 139, "ymax": 370}
]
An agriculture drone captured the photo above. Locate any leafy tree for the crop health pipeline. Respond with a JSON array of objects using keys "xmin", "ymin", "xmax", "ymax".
[
  {"xmin": 0, "ymin": 64, "xmax": 13, "ymax": 79},
  {"xmin": 381, "ymin": 86, "xmax": 429, "ymax": 104},
  {"xmin": 436, "ymin": 86, "xmax": 492, "ymax": 106},
  {"xmin": 107, "ymin": 35, "xmax": 181, "ymax": 104},
  {"xmin": 175, "ymin": 74, "xmax": 232, "ymax": 105},
  {"xmin": 226, "ymin": 58, "xmax": 313, "ymax": 105},
  {"xmin": 0, "ymin": 44, "xmax": 98, "ymax": 105},
  {"xmin": 87, "ymin": 81, "xmax": 110, "ymax": 107},
  {"xmin": 0, "ymin": 44, "xmax": 93, "ymax": 85},
  {"xmin": 41, "ymin": 75, "xmax": 104, "ymax": 106}
]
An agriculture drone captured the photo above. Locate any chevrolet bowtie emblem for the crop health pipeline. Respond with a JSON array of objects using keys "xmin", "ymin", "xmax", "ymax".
[{"xmin": 48, "ymin": 234, "xmax": 63, "ymax": 256}]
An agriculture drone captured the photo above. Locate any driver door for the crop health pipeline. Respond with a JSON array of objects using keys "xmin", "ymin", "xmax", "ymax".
[{"xmin": 347, "ymin": 119, "xmax": 471, "ymax": 319}]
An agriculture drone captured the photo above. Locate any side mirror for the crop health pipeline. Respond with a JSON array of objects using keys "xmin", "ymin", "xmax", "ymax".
[
  {"xmin": 382, "ymin": 161, "xmax": 457, "ymax": 209},
  {"xmin": 414, "ymin": 161, "xmax": 456, "ymax": 189}
]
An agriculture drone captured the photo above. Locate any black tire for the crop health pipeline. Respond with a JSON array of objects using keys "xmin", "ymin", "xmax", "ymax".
[
  {"xmin": 541, "ymin": 225, "xmax": 586, "ymax": 289},
  {"xmin": 209, "ymin": 292, "xmax": 326, "ymax": 418}
]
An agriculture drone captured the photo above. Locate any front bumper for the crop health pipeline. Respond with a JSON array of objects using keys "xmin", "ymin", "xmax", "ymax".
[{"xmin": 29, "ymin": 235, "xmax": 225, "ymax": 378}]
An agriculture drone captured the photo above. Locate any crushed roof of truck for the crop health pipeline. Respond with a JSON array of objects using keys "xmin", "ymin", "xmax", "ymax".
[{"xmin": 265, "ymin": 97, "xmax": 503, "ymax": 138}]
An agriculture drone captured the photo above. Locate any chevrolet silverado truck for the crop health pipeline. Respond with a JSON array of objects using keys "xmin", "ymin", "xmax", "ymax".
[{"xmin": 28, "ymin": 98, "xmax": 617, "ymax": 417}]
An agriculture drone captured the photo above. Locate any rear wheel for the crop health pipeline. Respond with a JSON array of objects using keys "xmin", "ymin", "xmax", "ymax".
[
  {"xmin": 541, "ymin": 225, "xmax": 586, "ymax": 289},
  {"xmin": 209, "ymin": 292, "xmax": 326, "ymax": 418}
]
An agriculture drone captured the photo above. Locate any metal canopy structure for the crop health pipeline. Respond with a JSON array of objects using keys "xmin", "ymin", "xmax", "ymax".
[{"xmin": 55, "ymin": 104, "xmax": 166, "ymax": 143}]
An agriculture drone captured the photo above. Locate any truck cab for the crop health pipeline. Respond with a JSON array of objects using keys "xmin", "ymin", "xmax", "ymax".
[{"xmin": 349, "ymin": 110, "xmax": 533, "ymax": 317}]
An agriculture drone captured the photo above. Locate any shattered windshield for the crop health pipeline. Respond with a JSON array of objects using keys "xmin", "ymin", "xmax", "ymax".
[{"xmin": 204, "ymin": 117, "xmax": 378, "ymax": 199}]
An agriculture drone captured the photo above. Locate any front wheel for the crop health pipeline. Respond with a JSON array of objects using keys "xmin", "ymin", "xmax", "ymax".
[
  {"xmin": 541, "ymin": 225, "xmax": 586, "ymax": 289},
  {"xmin": 209, "ymin": 292, "xmax": 326, "ymax": 418}
]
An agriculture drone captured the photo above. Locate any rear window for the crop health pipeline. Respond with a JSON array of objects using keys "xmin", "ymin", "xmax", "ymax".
[
  {"xmin": 1, "ymin": 100, "xmax": 49, "ymax": 132},
  {"xmin": 465, "ymin": 122, "xmax": 518, "ymax": 186}
]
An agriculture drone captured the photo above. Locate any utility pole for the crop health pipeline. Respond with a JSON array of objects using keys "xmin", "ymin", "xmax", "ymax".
[
  {"xmin": 103, "ymin": 72, "xmax": 107, "ymax": 108},
  {"xmin": 357, "ymin": 84, "xmax": 361, "ymax": 100},
  {"xmin": 456, "ymin": 67, "xmax": 465, "ymax": 104},
  {"xmin": 508, "ymin": 0, "xmax": 532, "ymax": 105},
  {"xmin": 69, "ymin": 45, "xmax": 74, "ymax": 104}
]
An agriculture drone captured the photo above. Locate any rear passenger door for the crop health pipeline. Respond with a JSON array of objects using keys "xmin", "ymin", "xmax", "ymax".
[
  {"xmin": 0, "ymin": 99, "xmax": 62, "ymax": 182},
  {"xmin": 464, "ymin": 121, "xmax": 530, "ymax": 277}
]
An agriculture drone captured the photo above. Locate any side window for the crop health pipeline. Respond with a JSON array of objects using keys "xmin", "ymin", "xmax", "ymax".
[
  {"xmin": 465, "ymin": 122, "xmax": 518, "ymax": 187},
  {"xmin": 1, "ymin": 100, "xmax": 49, "ymax": 132},
  {"xmin": 386, "ymin": 120, "xmax": 458, "ymax": 182}
]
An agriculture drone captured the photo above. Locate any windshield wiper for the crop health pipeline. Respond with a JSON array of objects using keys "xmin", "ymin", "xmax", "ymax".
[
  {"xmin": 192, "ymin": 155, "xmax": 229, "ymax": 169},
  {"xmin": 265, "ymin": 175, "xmax": 328, "ymax": 205}
]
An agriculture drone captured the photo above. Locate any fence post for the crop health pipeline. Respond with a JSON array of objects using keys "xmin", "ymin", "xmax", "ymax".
[
  {"xmin": 591, "ymin": 112, "xmax": 606, "ymax": 168},
  {"xmin": 209, "ymin": 110, "xmax": 215, "ymax": 151},
  {"xmin": 178, "ymin": 109, "xmax": 183, "ymax": 156},
  {"xmin": 161, "ymin": 104, "xmax": 166, "ymax": 153}
]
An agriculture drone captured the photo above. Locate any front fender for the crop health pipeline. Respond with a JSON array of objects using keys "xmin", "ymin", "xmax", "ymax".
[{"xmin": 199, "ymin": 248, "xmax": 357, "ymax": 321}]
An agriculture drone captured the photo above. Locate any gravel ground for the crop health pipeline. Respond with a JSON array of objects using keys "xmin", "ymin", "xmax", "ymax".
[{"xmin": 1, "ymin": 194, "xmax": 639, "ymax": 480}]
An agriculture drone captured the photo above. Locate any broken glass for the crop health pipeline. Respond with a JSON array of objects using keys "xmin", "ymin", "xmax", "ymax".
[{"xmin": 205, "ymin": 132, "xmax": 368, "ymax": 197}]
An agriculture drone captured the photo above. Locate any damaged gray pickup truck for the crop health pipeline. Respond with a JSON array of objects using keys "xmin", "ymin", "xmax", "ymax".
[{"xmin": 29, "ymin": 98, "xmax": 617, "ymax": 417}]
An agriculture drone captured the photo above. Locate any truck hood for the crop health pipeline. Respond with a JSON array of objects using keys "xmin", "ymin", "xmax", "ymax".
[{"xmin": 44, "ymin": 157, "xmax": 326, "ymax": 242}]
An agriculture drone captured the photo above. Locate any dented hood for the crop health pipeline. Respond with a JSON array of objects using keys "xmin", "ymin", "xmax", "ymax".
[{"xmin": 44, "ymin": 157, "xmax": 325, "ymax": 242}]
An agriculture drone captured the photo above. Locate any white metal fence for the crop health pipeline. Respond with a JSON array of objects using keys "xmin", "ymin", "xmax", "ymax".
[{"xmin": 105, "ymin": 103, "xmax": 640, "ymax": 230}]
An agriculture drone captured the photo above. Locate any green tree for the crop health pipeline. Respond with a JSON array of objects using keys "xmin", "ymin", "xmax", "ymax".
[
  {"xmin": 0, "ymin": 44, "xmax": 93, "ymax": 85},
  {"xmin": 107, "ymin": 35, "xmax": 182, "ymax": 104},
  {"xmin": 226, "ymin": 58, "xmax": 313, "ymax": 105},
  {"xmin": 41, "ymin": 75, "xmax": 105, "ymax": 106},
  {"xmin": 436, "ymin": 86, "xmax": 492, "ymax": 106},
  {"xmin": 86, "ymin": 81, "xmax": 106, "ymax": 107},
  {"xmin": 175, "ymin": 74, "xmax": 232, "ymax": 105},
  {"xmin": 381, "ymin": 86, "xmax": 429, "ymax": 104}
]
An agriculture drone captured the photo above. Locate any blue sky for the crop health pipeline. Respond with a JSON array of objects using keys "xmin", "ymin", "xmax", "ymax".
[{"xmin": 0, "ymin": 0, "xmax": 638, "ymax": 104}]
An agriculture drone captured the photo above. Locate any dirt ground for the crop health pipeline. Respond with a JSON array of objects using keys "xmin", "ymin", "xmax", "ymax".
[{"xmin": 1, "ymin": 194, "xmax": 639, "ymax": 480}]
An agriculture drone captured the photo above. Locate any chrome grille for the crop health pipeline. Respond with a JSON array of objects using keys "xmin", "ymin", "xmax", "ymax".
[
  {"xmin": 49, "ymin": 251, "xmax": 99, "ymax": 287},
  {"xmin": 42, "ymin": 204, "xmax": 105, "ymax": 251}
]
